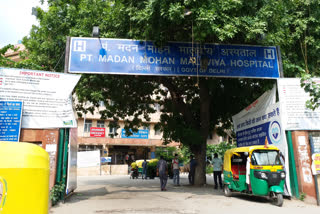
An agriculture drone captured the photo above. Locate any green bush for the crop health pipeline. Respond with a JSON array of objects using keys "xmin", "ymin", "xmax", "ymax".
[
  {"xmin": 146, "ymin": 158, "xmax": 174, "ymax": 179},
  {"xmin": 180, "ymin": 145, "xmax": 192, "ymax": 163},
  {"xmin": 50, "ymin": 182, "xmax": 65, "ymax": 205},
  {"xmin": 206, "ymin": 165, "xmax": 213, "ymax": 174},
  {"xmin": 207, "ymin": 141, "xmax": 236, "ymax": 162},
  {"xmin": 155, "ymin": 147, "xmax": 177, "ymax": 161},
  {"xmin": 299, "ymin": 192, "xmax": 306, "ymax": 201},
  {"xmin": 147, "ymin": 160, "xmax": 158, "ymax": 178}
]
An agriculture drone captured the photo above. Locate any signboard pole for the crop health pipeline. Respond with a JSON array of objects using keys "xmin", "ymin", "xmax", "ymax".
[
  {"xmin": 64, "ymin": 36, "xmax": 71, "ymax": 74},
  {"xmin": 100, "ymin": 149, "xmax": 102, "ymax": 176},
  {"xmin": 276, "ymin": 46, "xmax": 284, "ymax": 78}
]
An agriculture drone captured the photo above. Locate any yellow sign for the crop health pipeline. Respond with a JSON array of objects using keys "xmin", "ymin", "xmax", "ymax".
[{"xmin": 312, "ymin": 153, "xmax": 320, "ymax": 175}]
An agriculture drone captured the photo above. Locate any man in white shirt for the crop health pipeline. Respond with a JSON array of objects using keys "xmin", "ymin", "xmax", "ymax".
[
  {"xmin": 172, "ymin": 154, "xmax": 180, "ymax": 186},
  {"xmin": 212, "ymin": 153, "xmax": 223, "ymax": 189}
]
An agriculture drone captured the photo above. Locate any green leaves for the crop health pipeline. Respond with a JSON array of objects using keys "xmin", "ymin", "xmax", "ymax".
[
  {"xmin": 50, "ymin": 182, "xmax": 65, "ymax": 205},
  {"xmin": 301, "ymin": 73, "xmax": 320, "ymax": 110},
  {"xmin": 207, "ymin": 141, "xmax": 236, "ymax": 160},
  {"xmin": 0, "ymin": 44, "xmax": 15, "ymax": 67}
]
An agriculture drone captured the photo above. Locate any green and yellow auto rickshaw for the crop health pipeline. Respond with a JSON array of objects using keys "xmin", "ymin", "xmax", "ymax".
[{"xmin": 223, "ymin": 145, "xmax": 286, "ymax": 206}]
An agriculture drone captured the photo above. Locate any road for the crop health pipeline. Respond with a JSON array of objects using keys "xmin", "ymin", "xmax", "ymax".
[{"xmin": 50, "ymin": 174, "xmax": 319, "ymax": 214}]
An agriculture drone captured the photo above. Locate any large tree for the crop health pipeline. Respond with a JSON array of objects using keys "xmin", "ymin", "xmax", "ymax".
[{"xmin": 21, "ymin": 0, "xmax": 320, "ymax": 185}]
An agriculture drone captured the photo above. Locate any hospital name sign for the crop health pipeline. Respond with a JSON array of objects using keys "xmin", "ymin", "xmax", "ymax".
[{"xmin": 68, "ymin": 37, "xmax": 280, "ymax": 79}]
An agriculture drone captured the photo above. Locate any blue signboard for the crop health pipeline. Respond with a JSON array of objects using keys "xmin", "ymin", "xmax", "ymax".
[
  {"xmin": 68, "ymin": 37, "xmax": 280, "ymax": 79},
  {"xmin": 151, "ymin": 152, "xmax": 155, "ymax": 159},
  {"xmin": 236, "ymin": 120, "xmax": 282, "ymax": 148},
  {"xmin": 0, "ymin": 101, "xmax": 23, "ymax": 142},
  {"xmin": 236, "ymin": 122, "xmax": 272, "ymax": 147},
  {"xmin": 121, "ymin": 129, "xmax": 149, "ymax": 139},
  {"xmin": 101, "ymin": 157, "xmax": 112, "ymax": 163}
]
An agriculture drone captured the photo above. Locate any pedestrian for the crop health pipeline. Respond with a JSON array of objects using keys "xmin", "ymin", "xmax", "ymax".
[
  {"xmin": 142, "ymin": 158, "xmax": 148, "ymax": 180},
  {"xmin": 125, "ymin": 154, "xmax": 129, "ymax": 164},
  {"xmin": 212, "ymin": 153, "xmax": 223, "ymax": 189},
  {"xmin": 128, "ymin": 154, "xmax": 132, "ymax": 166},
  {"xmin": 157, "ymin": 155, "xmax": 168, "ymax": 191},
  {"xmin": 188, "ymin": 155, "xmax": 197, "ymax": 185},
  {"xmin": 172, "ymin": 154, "xmax": 180, "ymax": 186}
]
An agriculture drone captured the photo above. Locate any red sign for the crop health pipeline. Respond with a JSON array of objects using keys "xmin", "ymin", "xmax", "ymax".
[{"xmin": 90, "ymin": 127, "xmax": 105, "ymax": 137}]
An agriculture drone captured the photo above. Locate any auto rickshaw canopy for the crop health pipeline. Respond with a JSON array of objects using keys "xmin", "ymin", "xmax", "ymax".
[{"xmin": 223, "ymin": 145, "xmax": 280, "ymax": 172}]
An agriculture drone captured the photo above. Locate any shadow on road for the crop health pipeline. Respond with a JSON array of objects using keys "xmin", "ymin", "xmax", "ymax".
[
  {"xmin": 62, "ymin": 175, "xmax": 288, "ymax": 208},
  {"xmin": 62, "ymin": 175, "xmax": 230, "ymax": 205},
  {"xmin": 50, "ymin": 175, "xmax": 315, "ymax": 214}
]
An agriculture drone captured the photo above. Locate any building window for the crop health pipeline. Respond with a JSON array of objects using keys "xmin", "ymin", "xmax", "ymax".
[
  {"xmin": 99, "ymin": 101, "xmax": 105, "ymax": 107},
  {"xmin": 97, "ymin": 120, "xmax": 105, "ymax": 128},
  {"xmin": 222, "ymin": 135, "xmax": 228, "ymax": 142},
  {"xmin": 109, "ymin": 100, "xmax": 115, "ymax": 106},
  {"xmin": 84, "ymin": 120, "xmax": 92, "ymax": 132},
  {"xmin": 154, "ymin": 127, "xmax": 161, "ymax": 136},
  {"xmin": 154, "ymin": 103, "xmax": 161, "ymax": 112},
  {"xmin": 78, "ymin": 145, "xmax": 103, "ymax": 152},
  {"xmin": 207, "ymin": 133, "xmax": 213, "ymax": 140},
  {"xmin": 109, "ymin": 127, "xmax": 117, "ymax": 136},
  {"xmin": 143, "ymin": 125, "xmax": 150, "ymax": 130}
]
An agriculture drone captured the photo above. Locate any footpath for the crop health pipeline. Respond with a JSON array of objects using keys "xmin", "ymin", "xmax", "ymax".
[{"xmin": 50, "ymin": 174, "xmax": 319, "ymax": 214}]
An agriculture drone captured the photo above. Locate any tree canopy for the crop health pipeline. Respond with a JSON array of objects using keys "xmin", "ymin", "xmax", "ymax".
[{"xmin": 4, "ymin": 0, "xmax": 320, "ymax": 185}]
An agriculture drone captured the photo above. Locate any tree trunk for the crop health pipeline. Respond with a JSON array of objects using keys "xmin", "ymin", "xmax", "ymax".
[
  {"xmin": 193, "ymin": 141, "xmax": 207, "ymax": 185},
  {"xmin": 191, "ymin": 78, "xmax": 211, "ymax": 186},
  {"xmin": 160, "ymin": 78, "xmax": 211, "ymax": 186}
]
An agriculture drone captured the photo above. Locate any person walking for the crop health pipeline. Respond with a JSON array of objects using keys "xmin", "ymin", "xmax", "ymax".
[
  {"xmin": 157, "ymin": 155, "xmax": 168, "ymax": 191},
  {"xmin": 188, "ymin": 155, "xmax": 197, "ymax": 185},
  {"xmin": 212, "ymin": 153, "xmax": 223, "ymax": 189},
  {"xmin": 142, "ymin": 159, "xmax": 148, "ymax": 180},
  {"xmin": 172, "ymin": 154, "xmax": 180, "ymax": 186},
  {"xmin": 125, "ymin": 154, "xmax": 129, "ymax": 164}
]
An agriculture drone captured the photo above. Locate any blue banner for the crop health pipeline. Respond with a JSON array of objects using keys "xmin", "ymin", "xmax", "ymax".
[
  {"xmin": 121, "ymin": 129, "xmax": 149, "ymax": 139},
  {"xmin": 101, "ymin": 157, "xmax": 112, "ymax": 163},
  {"xmin": 236, "ymin": 121, "xmax": 282, "ymax": 148},
  {"xmin": 236, "ymin": 122, "xmax": 271, "ymax": 147},
  {"xmin": 234, "ymin": 102, "xmax": 283, "ymax": 148},
  {"xmin": 0, "ymin": 101, "xmax": 23, "ymax": 142},
  {"xmin": 68, "ymin": 37, "xmax": 280, "ymax": 79}
]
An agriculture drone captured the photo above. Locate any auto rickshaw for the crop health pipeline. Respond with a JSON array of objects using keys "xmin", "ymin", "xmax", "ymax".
[{"xmin": 223, "ymin": 145, "xmax": 286, "ymax": 206}]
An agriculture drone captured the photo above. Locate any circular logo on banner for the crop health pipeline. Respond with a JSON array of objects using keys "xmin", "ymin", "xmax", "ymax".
[{"xmin": 269, "ymin": 121, "xmax": 281, "ymax": 144}]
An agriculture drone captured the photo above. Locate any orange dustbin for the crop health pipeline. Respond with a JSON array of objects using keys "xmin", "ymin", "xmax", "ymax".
[{"xmin": 0, "ymin": 142, "xmax": 50, "ymax": 214}]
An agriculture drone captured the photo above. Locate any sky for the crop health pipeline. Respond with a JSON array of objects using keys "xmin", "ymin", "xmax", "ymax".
[{"xmin": 0, "ymin": 0, "xmax": 47, "ymax": 48}]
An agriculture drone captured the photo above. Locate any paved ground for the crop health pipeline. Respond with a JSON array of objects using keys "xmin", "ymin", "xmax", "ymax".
[{"xmin": 50, "ymin": 174, "xmax": 320, "ymax": 214}]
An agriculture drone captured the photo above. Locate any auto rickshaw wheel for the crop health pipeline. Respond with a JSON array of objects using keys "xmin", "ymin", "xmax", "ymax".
[
  {"xmin": 224, "ymin": 185, "xmax": 232, "ymax": 197},
  {"xmin": 271, "ymin": 192, "xmax": 283, "ymax": 207}
]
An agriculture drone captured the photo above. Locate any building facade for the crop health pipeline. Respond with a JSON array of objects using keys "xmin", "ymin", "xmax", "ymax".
[
  {"xmin": 76, "ymin": 103, "xmax": 226, "ymax": 164},
  {"xmin": 4, "ymin": 44, "xmax": 26, "ymax": 62}
]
